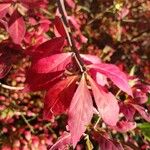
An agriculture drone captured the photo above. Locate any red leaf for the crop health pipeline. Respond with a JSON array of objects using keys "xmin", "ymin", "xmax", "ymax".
[
  {"xmin": 0, "ymin": 59, "xmax": 11, "ymax": 79},
  {"xmin": 120, "ymin": 102, "xmax": 136, "ymax": 121},
  {"xmin": 131, "ymin": 104, "xmax": 150, "ymax": 122},
  {"xmin": 0, "ymin": 40, "xmax": 23, "ymax": 78},
  {"xmin": 89, "ymin": 63, "xmax": 132, "ymax": 96},
  {"xmin": 25, "ymin": 69, "xmax": 64, "ymax": 92},
  {"xmin": 111, "ymin": 120, "xmax": 136, "ymax": 133},
  {"xmin": 88, "ymin": 75, "xmax": 119, "ymax": 126},
  {"xmin": 54, "ymin": 16, "xmax": 66, "ymax": 37},
  {"xmin": 68, "ymin": 74, "xmax": 93, "ymax": 147},
  {"xmin": 0, "ymin": 3, "xmax": 10, "ymax": 18},
  {"xmin": 43, "ymin": 76, "xmax": 77, "ymax": 120},
  {"xmin": 50, "ymin": 132, "xmax": 71, "ymax": 150},
  {"xmin": 133, "ymin": 89, "xmax": 148, "ymax": 104},
  {"xmin": 32, "ymin": 53, "xmax": 72, "ymax": 73},
  {"xmin": 20, "ymin": 0, "xmax": 47, "ymax": 8},
  {"xmin": 94, "ymin": 133, "xmax": 124, "ymax": 150},
  {"xmin": 28, "ymin": 37, "xmax": 65, "ymax": 59},
  {"xmin": 0, "ymin": 44, "xmax": 11, "ymax": 78},
  {"xmin": 8, "ymin": 10, "xmax": 26, "ymax": 44}
]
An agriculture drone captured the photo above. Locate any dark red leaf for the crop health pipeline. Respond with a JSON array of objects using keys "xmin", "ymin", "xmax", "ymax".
[
  {"xmin": 0, "ymin": 59, "xmax": 11, "ymax": 79},
  {"xmin": 20, "ymin": 0, "xmax": 47, "ymax": 8},
  {"xmin": 93, "ymin": 133, "xmax": 124, "ymax": 150},
  {"xmin": 54, "ymin": 16, "xmax": 66, "ymax": 37},
  {"xmin": 25, "ymin": 69, "xmax": 64, "ymax": 92},
  {"xmin": 0, "ymin": 43, "xmax": 11, "ymax": 78},
  {"xmin": 0, "ymin": 40, "xmax": 23, "ymax": 78},
  {"xmin": 43, "ymin": 76, "xmax": 77, "ymax": 120}
]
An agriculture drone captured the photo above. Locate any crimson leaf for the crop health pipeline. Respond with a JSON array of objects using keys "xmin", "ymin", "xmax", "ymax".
[
  {"xmin": 32, "ymin": 53, "xmax": 72, "ymax": 73},
  {"xmin": 25, "ymin": 70, "xmax": 64, "ymax": 92},
  {"xmin": 27, "ymin": 37, "xmax": 65, "ymax": 59},
  {"xmin": 8, "ymin": 10, "xmax": 26, "ymax": 44},
  {"xmin": 43, "ymin": 76, "xmax": 77, "ymax": 120},
  {"xmin": 54, "ymin": 16, "xmax": 66, "ymax": 37},
  {"xmin": 0, "ymin": 3, "xmax": 10, "ymax": 18}
]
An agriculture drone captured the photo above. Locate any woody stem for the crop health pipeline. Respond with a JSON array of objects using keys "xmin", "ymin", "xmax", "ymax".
[{"xmin": 56, "ymin": 0, "xmax": 86, "ymax": 72}]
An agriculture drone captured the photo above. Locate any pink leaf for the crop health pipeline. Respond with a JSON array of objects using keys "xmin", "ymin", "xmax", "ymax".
[
  {"xmin": 68, "ymin": 16, "xmax": 80, "ymax": 30},
  {"xmin": 8, "ymin": 10, "xmax": 26, "ymax": 44},
  {"xmin": 0, "ymin": 19, "xmax": 8, "ymax": 30},
  {"xmin": 80, "ymin": 54, "xmax": 101, "ymax": 65},
  {"xmin": 111, "ymin": 120, "xmax": 136, "ymax": 133},
  {"xmin": 65, "ymin": 0, "xmax": 75, "ymax": 9},
  {"xmin": 131, "ymin": 104, "xmax": 150, "ymax": 122},
  {"xmin": 89, "ymin": 63, "xmax": 132, "ymax": 96},
  {"xmin": 88, "ymin": 75, "xmax": 119, "ymax": 126},
  {"xmin": 89, "ymin": 69, "xmax": 108, "ymax": 86},
  {"xmin": 43, "ymin": 76, "xmax": 77, "ymax": 120},
  {"xmin": 50, "ymin": 132, "xmax": 71, "ymax": 150},
  {"xmin": 78, "ymin": 32, "xmax": 88, "ymax": 43},
  {"xmin": 0, "ymin": 3, "xmax": 10, "ymax": 18},
  {"xmin": 32, "ymin": 53, "xmax": 72, "ymax": 73},
  {"xmin": 118, "ymin": 7, "xmax": 129, "ymax": 20},
  {"xmin": 68, "ymin": 74, "xmax": 93, "ymax": 147}
]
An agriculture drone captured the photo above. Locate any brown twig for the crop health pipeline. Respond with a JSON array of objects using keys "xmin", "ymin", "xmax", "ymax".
[{"xmin": 56, "ymin": 0, "xmax": 86, "ymax": 72}]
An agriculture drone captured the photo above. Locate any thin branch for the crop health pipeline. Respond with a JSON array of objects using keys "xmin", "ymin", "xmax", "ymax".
[
  {"xmin": 0, "ymin": 82, "xmax": 24, "ymax": 90},
  {"xmin": 21, "ymin": 113, "xmax": 35, "ymax": 133},
  {"xmin": 56, "ymin": 0, "xmax": 86, "ymax": 72},
  {"xmin": 94, "ymin": 117, "xmax": 101, "ymax": 130},
  {"xmin": 115, "ymin": 29, "xmax": 150, "ymax": 46}
]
